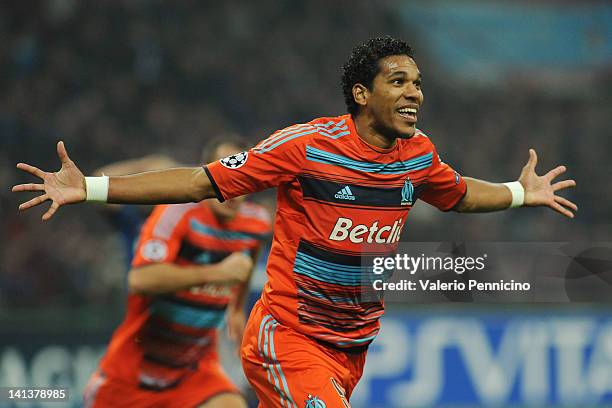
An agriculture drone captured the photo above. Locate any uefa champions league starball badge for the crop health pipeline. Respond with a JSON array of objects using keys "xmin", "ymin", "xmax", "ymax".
[{"xmin": 220, "ymin": 151, "xmax": 248, "ymax": 169}]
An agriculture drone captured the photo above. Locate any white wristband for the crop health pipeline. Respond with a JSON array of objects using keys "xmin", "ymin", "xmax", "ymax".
[
  {"xmin": 85, "ymin": 176, "xmax": 109, "ymax": 202},
  {"xmin": 503, "ymin": 181, "xmax": 524, "ymax": 208}
]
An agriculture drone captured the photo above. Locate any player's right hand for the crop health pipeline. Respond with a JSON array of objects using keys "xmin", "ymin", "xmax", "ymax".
[
  {"xmin": 219, "ymin": 252, "xmax": 253, "ymax": 283},
  {"xmin": 12, "ymin": 141, "xmax": 86, "ymax": 221}
]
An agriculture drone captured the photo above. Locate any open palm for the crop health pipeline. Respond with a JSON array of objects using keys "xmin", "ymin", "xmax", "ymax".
[
  {"xmin": 519, "ymin": 149, "xmax": 577, "ymax": 218},
  {"xmin": 12, "ymin": 141, "xmax": 86, "ymax": 220}
]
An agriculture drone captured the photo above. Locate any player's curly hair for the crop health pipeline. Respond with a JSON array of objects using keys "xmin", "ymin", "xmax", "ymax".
[{"xmin": 341, "ymin": 36, "xmax": 414, "ymax": 116}]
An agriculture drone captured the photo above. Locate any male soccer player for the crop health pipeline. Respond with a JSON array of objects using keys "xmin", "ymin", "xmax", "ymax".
[
  {"xmin": 93, "ymin": 154, "xmax": 180, "ymax": 265},
  {"xmin": 83, "ymin": 138, "xmax": 271, "ymax": 408},
  {"xmin": 14, "ymin": 37, "xmax": 576, "ymax": 407}
]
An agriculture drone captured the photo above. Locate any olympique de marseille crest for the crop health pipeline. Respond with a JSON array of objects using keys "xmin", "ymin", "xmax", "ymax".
[{"xmin": 401, "ymin": 176, "xmax": 415, "ymax": 206}]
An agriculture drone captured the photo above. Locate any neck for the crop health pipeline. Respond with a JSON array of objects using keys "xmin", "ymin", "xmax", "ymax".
[
  {"xmin": 204, "ymin": 201, "xmax": 234, "ymax": 224},
  {"xmin": 353, "ymin": 113, "xmax": 396, "ymax": 150}
]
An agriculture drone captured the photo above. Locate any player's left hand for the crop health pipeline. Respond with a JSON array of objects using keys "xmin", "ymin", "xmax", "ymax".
[
  {"xmin": 227, "ymin": 307, "xmax": 246, "ymax": 354},
  {"xmin": 518, "ymin": 149, "xmax": 577, "ymax": 218}
]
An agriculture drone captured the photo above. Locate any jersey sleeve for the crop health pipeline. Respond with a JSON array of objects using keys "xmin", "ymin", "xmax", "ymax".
[
  {"xmin": 131, "ymin": 204, "xmax": 191, "ymax": 268},
  {"xmin": 204, "ymin": 126, "xmax": 308, "ymax": 201},
  {"xmin": 420, "ymin": 146, "xmax": 467, "ymax": 211}
]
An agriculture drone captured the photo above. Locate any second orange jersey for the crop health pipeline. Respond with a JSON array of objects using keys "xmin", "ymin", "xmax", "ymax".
[{"xmin": 99, "ymin": 201, "xmax": 271, "ymax": 390}]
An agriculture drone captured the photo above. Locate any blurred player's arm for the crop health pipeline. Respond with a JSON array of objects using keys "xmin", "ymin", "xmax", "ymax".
[
  {"xmin": 13, "ymin": 142, "xmax": 217, "ymax": 220},
  {"xmin": 128, "ymin": 252, "xmax": 253, "ymax": 295},
  {"xmin": 226, "ymin": 249, "xmax": 262, "ymax": 346},
  {"xmin": 93, "ymin": 154, "xmax": 180, "ymax": 177},
  {"xmin": 454, "ymin": 149, "xmax": 577, "ymax": 217}
]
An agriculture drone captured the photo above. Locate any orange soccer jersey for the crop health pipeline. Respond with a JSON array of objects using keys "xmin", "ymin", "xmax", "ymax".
[
  {"xmin": 96, "ymin": 201, "xmax": 270, "ymax": 391},
  {"xmin": 206, "ymin": 114, "xmax": 466, "ymax": 350}
]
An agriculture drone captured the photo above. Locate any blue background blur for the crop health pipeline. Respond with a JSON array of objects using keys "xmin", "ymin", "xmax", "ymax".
[{"xmin": 1, "ymin": 1, "xmax": 611, "ymax": 407}]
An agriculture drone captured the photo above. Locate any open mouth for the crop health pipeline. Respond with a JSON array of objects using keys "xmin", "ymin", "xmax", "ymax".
[{"xmin": 397, "ymin": 107, "xmax": 418, "ymax": 123}]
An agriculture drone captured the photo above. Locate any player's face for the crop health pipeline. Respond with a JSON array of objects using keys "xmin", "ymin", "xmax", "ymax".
[
  {"xmin": 206, "ymin": 143, "xmax": 246, "ymax": 221},
  {"xmin": 368, "ymin": 55, "xmax": 423, "ymax": 139}
]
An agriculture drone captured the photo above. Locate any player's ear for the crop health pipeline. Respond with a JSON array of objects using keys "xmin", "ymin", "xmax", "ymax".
[{"xmin": 352, "ymin": 84, "xmax": 369, "ymax": 108}]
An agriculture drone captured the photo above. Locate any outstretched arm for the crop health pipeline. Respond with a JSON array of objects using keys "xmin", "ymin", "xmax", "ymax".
[
  {"xmin": 93, "ymin": 155, "xmax": 183, "ymax": 213},
  {"xmin": 107, "ymin": 167, "xmax": 213, "ymax": 204},
  {"xmin": 12, "ymin": 141, "xmax": 216, "ymax": 220},
  {"xmin": 454, "ymin": 149, "xmax": 577, "ymax": 218}
]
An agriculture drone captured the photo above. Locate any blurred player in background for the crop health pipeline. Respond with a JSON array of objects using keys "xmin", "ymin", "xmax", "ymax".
[
  {"xmin": 13, "ymin": 36, "xmax": 576, "ymax": 407},
  {"xmin": 92, "ymin": 135, "xmax": 259, "ymax": 264},
  {"xmin": 94, "ymin": 154, "xmax": 180, "ymax": 265},
  {"xmin": 83, "ymin": 137, "xmax": 272, "ymax": 408}
]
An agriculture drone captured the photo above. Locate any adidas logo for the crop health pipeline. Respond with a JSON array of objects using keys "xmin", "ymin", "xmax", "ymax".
[{"xmin": 334, "ymin": 186, "xmax": 355, "ymax": 201}]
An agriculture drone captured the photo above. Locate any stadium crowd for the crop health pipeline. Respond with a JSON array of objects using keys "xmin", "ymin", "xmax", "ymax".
[{"xmin": 1, "ymin": 0, "xmax": 610, "ymax": 308}]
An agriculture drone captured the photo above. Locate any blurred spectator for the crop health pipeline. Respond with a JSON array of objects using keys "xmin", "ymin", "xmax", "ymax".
[{"xmin": 1, "ymin": 0, "xmax": 610, "ymax": 308}]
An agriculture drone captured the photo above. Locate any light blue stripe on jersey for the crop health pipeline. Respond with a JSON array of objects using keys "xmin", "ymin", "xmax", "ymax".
[
  {"xmin": 260, "ymin": 317, "xmax": 285, "ymax": 406},
  {"xmin": 256, "ymin": 128, "xmax": 320, "ymax": 154},
  {"xmin": 297, "ymin": 288, "xmax": 358, "ymax": 305},
  {"xmin": 255, "ymin": 119, "xmax": 349, "ymax": 154},
  {"xmin": 335, "ymin": 333, "xmax": 379, "ymax": 346},
  {"xmin": 258, "ymin": 120, "xmax": 335, "ymax": 150},
  {"xmin": 268, "ymin": 320, "xmax": 296, "ymax": 408},
  {"xmin": 258, "ymin": 315, "xmax": 296, "ymax": 408},
  {"xmin": 293, "ymin": 251, "xmax": 371, "ymax": 286},
  {"xmin": 151, "ymin": 300, "xmax": 225, "ymax": 328},
  {"xmin": 189, "ymin": 219, "xmax": 262, "ymax": 242},
  {"xmin": 306, "ymin": 145, "xmax": 433, "ymax": 174},
  {"xmin": 260, "ymin": 119, "xmax": 345, "ymax": 150}
]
